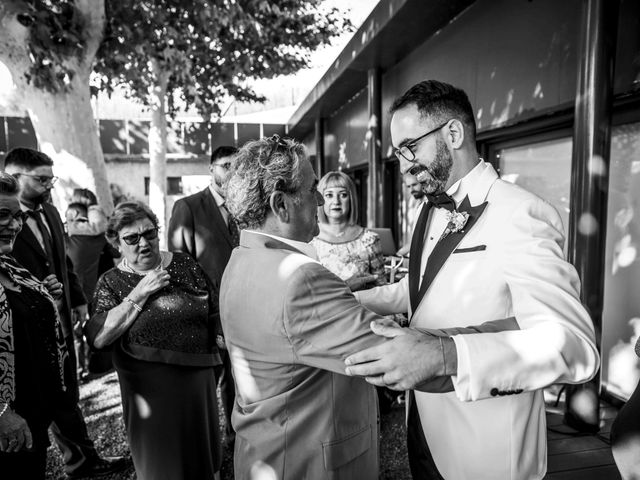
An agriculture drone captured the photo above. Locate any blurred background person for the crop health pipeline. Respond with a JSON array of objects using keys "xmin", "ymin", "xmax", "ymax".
[
  {"xmin": 5, "ymin": 148, "xmax": 129, "ymax": 478},
  {"xmin": 168, "ymin": 145, "xmax": 239, "ymax": 446},
  {"xmin": 396, "ymin": 172, "xmax": 426, "ymax": 257},
  {"xmin": 311, "ymin": 171, "xmax": 385, "ymax": 291},
  {"xmin": 69, "ymin": 188, "xmax": 108, "ymax": 235},
  {"xmin": 0, "ymin": 172, "xmax": 68, "ymax": 478},
  {"xmin": 110, "ymin": 183, "xmax": 128, "ymax": 207},
  {"xmin": 65, "ymin": 194, "xmax": 119, "ymax": 378},
  {"xmin": 86, "ymin": 201, "xmax": 224, "ymax": 480}
]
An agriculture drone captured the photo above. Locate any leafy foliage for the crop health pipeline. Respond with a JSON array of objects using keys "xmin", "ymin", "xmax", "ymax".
[
  {"xmin": 94, "ymin": 0, "xmax": 352, "ymax": 118},
  {"xmin": 11, "ymin": 0, "xmax": 87, "ymax": 92}
]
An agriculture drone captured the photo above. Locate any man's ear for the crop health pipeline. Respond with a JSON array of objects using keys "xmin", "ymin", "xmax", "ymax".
[
  {"xmin": 447, "ymin": 119, "xmax": 465, "ymax": 149},
  {"xmin": 269, "ymin": 191, "xmax": 289, "ymax": 222}
]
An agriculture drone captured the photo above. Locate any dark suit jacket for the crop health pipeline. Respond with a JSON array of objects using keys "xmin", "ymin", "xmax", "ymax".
[
  {"xmin": 12, "ymin": 202, "xmax": 87, "ymax": 339},
  {"xmin": 167, "ymin": 188, "xmax": 234, "ymax": 285}
]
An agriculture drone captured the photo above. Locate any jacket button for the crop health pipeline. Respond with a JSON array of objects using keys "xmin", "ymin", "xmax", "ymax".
[{"xmin": 490, "ymin": 388, "xmax": 499, "ymax": 397}]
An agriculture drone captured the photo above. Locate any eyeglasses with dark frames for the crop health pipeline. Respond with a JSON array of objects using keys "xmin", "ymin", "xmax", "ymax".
[
  {"xmin": 120, "ymin": 227, "xmax": 159, "ymax": 246},
  {"xmin": 393, "ymin": 120, "xmax": 451, "ymax": 162},
  {"xmin": 0, "ymin": 209, "xmax": 28, "ymax": 226},
  {"xmin": 212, "ymin": 161, "xmax": 232, "ymax": 170},
  {"xmin": 16, "ymin": 173, "xmax": 59, "ymax": 186}
]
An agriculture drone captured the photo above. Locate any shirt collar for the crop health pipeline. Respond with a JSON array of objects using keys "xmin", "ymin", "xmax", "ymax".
[
  {"xmin": 245, "ymin": 229, "xmax": 318, "ymax": 260},
  {"xmin": 208, "ymin": 185, "xmax": 225, "ymax": 207},
  {"xmin": 19, "ymin": 202, "xmax": 41, "ymax": 213},
  {"xmin": 446, "ymin": 159, "xmax": 487, "ymax": 208}
]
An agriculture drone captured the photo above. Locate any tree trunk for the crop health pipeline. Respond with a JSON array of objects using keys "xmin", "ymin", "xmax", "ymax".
[
  {"xmin": 0, "ymin": 0, "xmax": 111, "ymax": 213},
  {"xmin": 20, "ymin": 74, "xmax": 114, "ymax": 214},
  {"xmin": 148, "ymin": 60, "xmax": 168, "ymax": 248}
]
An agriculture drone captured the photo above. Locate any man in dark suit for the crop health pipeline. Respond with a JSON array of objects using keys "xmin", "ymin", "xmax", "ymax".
[
  {"xmin": 4, "ymin": 148, "xmax": 130, "ymax": 479},
  {"xmin": 168, "ymin": 145, "xmax": 239, "ymax": 443}
]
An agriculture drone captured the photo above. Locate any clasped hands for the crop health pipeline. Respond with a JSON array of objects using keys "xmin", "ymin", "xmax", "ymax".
[{"xmin": 344, "ymin": 319, "xmax": 454, "ymax": 392}]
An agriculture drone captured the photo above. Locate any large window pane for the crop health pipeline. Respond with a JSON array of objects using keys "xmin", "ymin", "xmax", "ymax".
[
  {"xmin": 602, "ymin": 122, "xmax": 640, "ymax": 400},
  {"xmin": 497, "ymin": 136, "xmax": 573, "ymax": 240}
]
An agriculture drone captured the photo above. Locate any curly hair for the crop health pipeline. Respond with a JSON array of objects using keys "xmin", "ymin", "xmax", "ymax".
[
  {"xmin": 225, "ymin": 136, "xmax": 306, "ymax": 230},
  {"xmin": 105, "ymin": 201, "xmax": 159, "ymax": 246}
]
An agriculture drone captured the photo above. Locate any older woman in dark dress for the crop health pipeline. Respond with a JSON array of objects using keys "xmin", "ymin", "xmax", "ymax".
[
  {"xmin": 0, "ymin": 172, "xmax": 68, "ymax": 479},
  {"xmin": 86, "ymin": 201, "xmax": 223, "ymax": 480}
]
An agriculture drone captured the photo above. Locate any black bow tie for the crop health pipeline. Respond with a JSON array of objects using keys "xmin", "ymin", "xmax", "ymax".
[{"xmin": 426, "ymin": 192, "xmax": 456, "ymax": 212}]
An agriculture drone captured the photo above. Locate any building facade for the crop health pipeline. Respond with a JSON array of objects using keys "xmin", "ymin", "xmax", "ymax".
[{"xmin": 288, "ymin": 0, "xmax": 640, "ymax": 401}]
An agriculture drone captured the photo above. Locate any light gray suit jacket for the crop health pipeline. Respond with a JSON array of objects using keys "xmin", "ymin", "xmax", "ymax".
[{"xmin": 220, "ymin": 231, "xmax": 385, "ymax": 480}]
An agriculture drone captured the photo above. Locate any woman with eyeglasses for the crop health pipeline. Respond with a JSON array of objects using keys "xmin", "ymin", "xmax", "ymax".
[
  {"xmin": 85, "ymin": 201, "xmax": 224, "ymax": 480},
  {"xmin": 0, "ymin": 172, "xmax": 68, "ymax": 478}
]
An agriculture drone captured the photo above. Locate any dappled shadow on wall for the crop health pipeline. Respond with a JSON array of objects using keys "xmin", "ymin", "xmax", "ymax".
[{"xmin": 603, "ymin": 122, "xmax": 640, "ymax": 400}]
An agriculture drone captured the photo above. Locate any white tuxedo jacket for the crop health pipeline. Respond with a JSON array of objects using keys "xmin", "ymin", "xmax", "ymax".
[{"xmin": 357, "ymin": 163, "xmax": 599, "ymax": 479}]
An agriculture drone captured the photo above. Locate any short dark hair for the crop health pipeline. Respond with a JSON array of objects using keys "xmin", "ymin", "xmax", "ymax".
[
  {"xmin": 391, "ymin": 80, "xmax": 476, "ymax": 138},
  {"xmin": 71, "ymin": 188, "xmax": 98, "ymax": 206},
  {"xmin": 0, "ymin": 171, "xmax": 20, "ymax": 195},
  {"xmin": 105, "ymin": 201, "xmax": 159, "ymax": 246},
  {"xmin": 4, "ymin": 147, "xmax": 54, "ymax": 170},
  {"xmin": 211, "ymin": 146, "xmax": 238, "ymax": 165}
]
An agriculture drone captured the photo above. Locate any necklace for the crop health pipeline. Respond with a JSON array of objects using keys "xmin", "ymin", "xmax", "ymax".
[{"xmin": 120, "ymin": 251, "xmax": 166, "ymax": 275}]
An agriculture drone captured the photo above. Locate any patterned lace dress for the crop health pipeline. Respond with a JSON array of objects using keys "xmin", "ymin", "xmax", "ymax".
[{"xmin": 311, "ymin": 228, "xmax": 385, "ymax": 285}]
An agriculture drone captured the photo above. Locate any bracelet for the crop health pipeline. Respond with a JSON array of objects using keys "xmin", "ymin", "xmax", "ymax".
[
  {"xmin": 124, "ymin": 297, "xmax": 142, "ymax": 313},
  {"xmin": 439, "ymin": 337, "xmax": 448, "ymax": 376},
  {"xmin": 0, "ymin": 402, "xmax": 9, "ymax": 418}
]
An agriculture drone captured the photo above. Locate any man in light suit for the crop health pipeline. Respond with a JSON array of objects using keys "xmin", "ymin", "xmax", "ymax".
[
  {"xmin": 219, "ymin": 136, "xmax": 388, "ymax": 479},
  {"xmin": 343, "ymin": 81, "xmax": 600, "ymax": 480},
  {"xmin": 168, "ymin": 145, "xmax": 239, "ymax": 442},
  {"xmin": 4, "ymin": 148, "xmax": 130, "ymax": 478}
]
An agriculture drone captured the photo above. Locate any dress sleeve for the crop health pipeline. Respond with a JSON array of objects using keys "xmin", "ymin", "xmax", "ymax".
[{"xmin": 85, "ymin": 274, "xmax": 121, "ymax": 348}]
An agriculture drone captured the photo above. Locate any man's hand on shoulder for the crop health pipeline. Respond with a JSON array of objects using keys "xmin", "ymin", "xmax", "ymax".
[{"xmin": 344, "ymin": 319, "xmax": 457, "ymax": 391}]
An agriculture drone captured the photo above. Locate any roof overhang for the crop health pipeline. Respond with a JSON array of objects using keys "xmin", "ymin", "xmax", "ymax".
[{"xmin": 287, "ymin": 0, "xmax": 476, "ymax": 139}]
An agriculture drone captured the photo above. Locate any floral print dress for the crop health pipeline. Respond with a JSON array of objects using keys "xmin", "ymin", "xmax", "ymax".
[{"xmin": 311, "ymin": 228, "xmax": 386, "ymax": 285}]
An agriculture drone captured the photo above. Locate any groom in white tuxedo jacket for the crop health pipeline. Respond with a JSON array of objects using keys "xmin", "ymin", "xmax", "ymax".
[{"xmin": 344, "ymin": 80, "xmax": 599, "ymax": 480}]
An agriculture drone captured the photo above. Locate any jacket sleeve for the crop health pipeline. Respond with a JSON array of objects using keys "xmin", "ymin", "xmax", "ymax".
[
  {"xmin": 284, "ymin": 260, "xmax": 388, "ymax": 374},
  {"xmin": 451, "ymin": 197, "xmax": 599, "ymax": 401},
  {"xmin": 354, "ymin": 276, "xmax": 409, "ymax": 315},
  {"xmin": 167, "ymin": 199, "xmax": 194, "ymax": 255}
]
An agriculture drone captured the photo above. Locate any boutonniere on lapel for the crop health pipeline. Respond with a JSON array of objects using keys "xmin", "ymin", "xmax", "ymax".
[{"xmin": 440, "ymin": 210, "xmax": 469, "ymax": 241}]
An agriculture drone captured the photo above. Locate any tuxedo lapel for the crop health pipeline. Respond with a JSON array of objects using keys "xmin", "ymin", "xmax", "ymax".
[
  {"xmin": 409, "ymin": 203, "xmax": 432, "ymax": 313},
  {"xmin": 414, "ymin": 196, "xmax": 488, "ymax": 311},
  {"xmin": 16, "ymin": 222, "xmax": 49, "ymax": 260}
]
